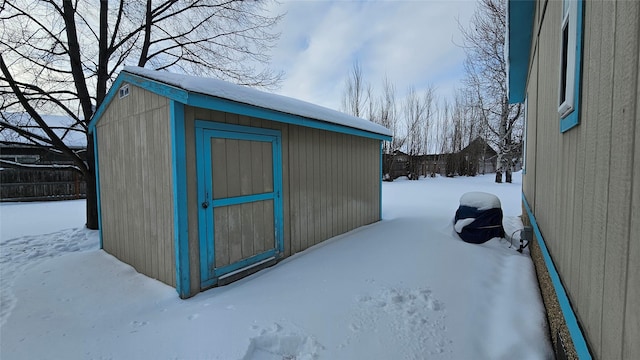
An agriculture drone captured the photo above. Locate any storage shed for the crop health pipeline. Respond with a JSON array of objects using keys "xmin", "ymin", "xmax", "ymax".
[{"xmin": 89, "ymin": 67, "xmax": 392, "ymax": 298}]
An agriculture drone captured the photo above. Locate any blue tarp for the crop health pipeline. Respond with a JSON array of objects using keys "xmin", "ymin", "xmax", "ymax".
[{"xmin": 454, "ymin": 205, "xmax": 505, "ymax": 244}]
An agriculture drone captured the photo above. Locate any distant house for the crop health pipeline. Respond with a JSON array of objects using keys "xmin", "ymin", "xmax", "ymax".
[
  {"xmin": 89, "ymin": 67, "xmax": 391, "ymax": 298},
  {"xmin": 384, "ymin": 138, "xmax": 500, "ymax": 180},
  {"xmin": 508, "ymin": 1, "xmax": 639, "ymax": 359}
]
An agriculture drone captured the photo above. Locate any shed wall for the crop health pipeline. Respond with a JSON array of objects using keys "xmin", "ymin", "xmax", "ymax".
[
  {"xmin": 96, "ymin": 85, "xmax": 176, "ymax": 287},
  {"xmin": 523, "ymin": 1, "xmax": 639, "ymax": 359},
  {"xmin": 184, "ymin": 107, "xmax": 381, "ymax": 294}
]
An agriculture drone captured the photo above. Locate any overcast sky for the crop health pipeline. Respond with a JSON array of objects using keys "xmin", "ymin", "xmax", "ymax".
[{"xmin": 266, "ymin": 0, "xmax": 478, "ymax": 111}]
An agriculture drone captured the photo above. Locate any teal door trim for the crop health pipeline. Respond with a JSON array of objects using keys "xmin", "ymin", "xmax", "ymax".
[{"xmin": 195, "ymin": 121, "xmax": 284, "ymax": 288}]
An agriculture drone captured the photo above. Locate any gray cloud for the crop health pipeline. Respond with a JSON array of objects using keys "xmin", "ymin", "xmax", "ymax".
[{"xmin": 268, "ymin": 0, "xmax": 478, "ymax": 111}]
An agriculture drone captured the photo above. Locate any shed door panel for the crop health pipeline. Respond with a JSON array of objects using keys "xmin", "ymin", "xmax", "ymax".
[
  {"xmin": 196, "ymin": 122, "xmax": 283, "ymax": 288},
  {"xmin": 211, "ymin": 138, "xmax": 273, "ymax": 199},
  {"xmin": 213, "ymin": 199, "xmax": 275, "ymax": 268}
]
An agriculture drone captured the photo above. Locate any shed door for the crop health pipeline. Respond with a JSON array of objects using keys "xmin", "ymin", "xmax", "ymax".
[{"xmin": 196, "ymin": 122, "xmax": 283, "ymax": 288}]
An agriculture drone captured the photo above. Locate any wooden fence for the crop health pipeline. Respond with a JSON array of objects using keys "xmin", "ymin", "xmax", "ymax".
[{"xmin": 0, "ymin": 168, "xmax": 86, "ymax": 201}]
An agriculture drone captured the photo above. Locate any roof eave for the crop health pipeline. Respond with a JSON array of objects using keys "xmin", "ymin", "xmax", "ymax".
[
  {"xmin": 91, "ymin": 71, "xmax": 391, "ymax": 142},
  {"xmin": 507, "ymin": 0, "xmax": 536, "ymax": 104}
]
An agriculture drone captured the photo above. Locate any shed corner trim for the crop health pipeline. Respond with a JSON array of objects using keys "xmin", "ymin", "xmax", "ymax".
[{"xmin": 170, "ymin": 100, "xmax": 191, "ymax": 298}]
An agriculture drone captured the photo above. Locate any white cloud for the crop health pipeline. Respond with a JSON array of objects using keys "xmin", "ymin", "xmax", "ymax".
[{"xmin": 268, "ymin": 0, "xmax": 478, "ymax": 111}]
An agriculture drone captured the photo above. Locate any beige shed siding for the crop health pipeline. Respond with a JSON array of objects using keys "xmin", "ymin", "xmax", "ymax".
[
  {"xmin": 183, "ymin": 106, "xmax": 381, "ymax": 294},
  {"xmin": 523, "ymin": 1, "xmax": 639, "ymax": 359},
  {"xmin": 96, "ymin": 85, "xmax": 176, "ymax": 287}
]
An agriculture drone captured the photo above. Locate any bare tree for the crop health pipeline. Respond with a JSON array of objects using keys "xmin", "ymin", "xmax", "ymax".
[
  {"xmin": 0, "ymin": 0, "xmax": 283, "ymax": 228},
  {"xmin": 341, "ymin": 60, "xmax": 369, "ymax": 118},
  {"xmin": 403, "ymin": 86, "xmax": 434, "ymax": 180},
  {"xmin": 460, "ymin": 0, "xmax": 523, "ymax": 183},
  {"xmin": 377, "ymin": 76, "xmax": 405, "ymax": 179}
]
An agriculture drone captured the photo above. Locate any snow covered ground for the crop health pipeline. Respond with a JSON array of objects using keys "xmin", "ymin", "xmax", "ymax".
[{"xmin": 0, "ymin": 172, "xmax": 553, "ymax": 360}]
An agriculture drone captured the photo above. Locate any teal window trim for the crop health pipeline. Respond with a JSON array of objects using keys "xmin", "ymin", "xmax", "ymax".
[
  {"xmin": 195, "ymin": 121, "xmax": 284, "ymax": 286},
  {"xmin": 170, "ymin": 100, "xmax": 191, "ymax": 298},
  {"xmin": 522, "ymin": 194, "xmax": 592, "ymax": 359},
  {"xmin": 559, "ymin": 0, "xmax": 584, "ymax": 133}
]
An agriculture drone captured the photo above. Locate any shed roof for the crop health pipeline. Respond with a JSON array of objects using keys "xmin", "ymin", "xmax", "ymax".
[{"xmin": 95, "ymin": 67, "xmax": 391, "ymax": 139}]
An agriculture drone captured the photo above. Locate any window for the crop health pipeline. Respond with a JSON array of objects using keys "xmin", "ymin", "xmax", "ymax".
[
  {"xmin": 119, "ymin": 84, "xmax": 130, "ymax": 99},
  {"xmin": 558, "ymin": 0, "xmax": 583, "ymax": 132}
]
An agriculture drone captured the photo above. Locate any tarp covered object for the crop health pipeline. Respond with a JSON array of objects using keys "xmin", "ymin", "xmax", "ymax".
[{"xmin": 454, "ymin": 192, "xmax": 505, "ymax": 244}]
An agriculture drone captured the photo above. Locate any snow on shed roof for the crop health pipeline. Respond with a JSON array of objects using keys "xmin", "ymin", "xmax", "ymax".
[{"xmin": 122, "ymin": 66, "xmax": 392, "ymax": 138}]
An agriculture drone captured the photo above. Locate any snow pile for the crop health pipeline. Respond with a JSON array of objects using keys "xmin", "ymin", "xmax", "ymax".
[
  {"xmin": 0, "ymin": 172, "xmax": 553, "ymax": 359},
  {"xmin": 459, "ymin": 191, "xmax": 502, "ymax": 210},
  {"xmin": 243, "ymin": 323, "xmax": 324, "ymax": 360}
]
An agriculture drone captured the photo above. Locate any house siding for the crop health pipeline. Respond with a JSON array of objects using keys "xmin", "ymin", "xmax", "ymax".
[
  {"xmin": 183, "ymin": 107, "xmax": 381, "ymax": 294},
  {"xmin": 96, "ymin": 85, "xmax": 176, "ymax": 287},
  {"xmin": 523, "ymin": 1, "xmax": 639, "ymax": 359}
]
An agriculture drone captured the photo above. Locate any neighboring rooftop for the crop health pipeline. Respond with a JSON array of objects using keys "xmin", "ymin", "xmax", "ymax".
[{"xmin": 122, "ymin": 66, "xmax": 392, "ymax": 138}]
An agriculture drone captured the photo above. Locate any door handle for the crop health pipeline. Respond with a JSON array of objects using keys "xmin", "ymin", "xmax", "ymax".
[{"xmin": 202, "ymin": 200, "xmax": 209, "ymax": 209}]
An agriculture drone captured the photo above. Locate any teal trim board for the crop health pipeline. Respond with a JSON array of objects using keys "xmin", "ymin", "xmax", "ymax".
[
  {"xmin": 195, "ymin": 121, "xmax": 284, "ymax": 287},
  {"xmin": 170, "ymin": 101, "xmax": 191, "ymax": 298},
  {"xmin": 522, "ymin": 193, "xmax": 591, "ymax": 359},
  {"xmin": 92, "ymin": 70, "xmax": 391, "ymax": 142},
  {"xmin": 507, "ymin": 0, "xmax": 535, "ymax": 104},
  {"xmin": 91, "ymin": 133, "xmax": 103, "ymax": 249},
  {"xmin": 189, "ymin": 93, "xmax": 392, "ymax": 142},
  {"xmin": 379, "ymin": 142, "xmax": 383, "ymax": 220},
  {"xmin": 195, "ymin": 127, "xmax": 214, "ymax": 288}
]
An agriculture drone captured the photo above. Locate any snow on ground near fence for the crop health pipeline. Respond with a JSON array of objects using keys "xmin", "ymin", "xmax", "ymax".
[{"xmin": 0, "ymin": 172, "xmax": 553, "ymax": 360}]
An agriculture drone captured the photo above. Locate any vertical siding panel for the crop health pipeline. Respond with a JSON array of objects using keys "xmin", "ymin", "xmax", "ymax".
[
  {"xmin": 312, "ymin": 129, "xmax": 320, "ymax": 245},
  {"xmin": 225, "ymin": 112, "xmax": 239, "ymax": 125},
  {"xmin": 590, "ymin": 2, "xmax": 617, "ymax": 354},
  {"xmin": 215, "ymin": 207, "xmax": 230, "ymax": 267},
  {"xmin": 601, "ymin": 2, "xmax": 639, "ymax": 358},
  {"xmin": 212, "ymin": 139, "xmax": 228, "ymax": 199},
  {"xmin": 239, "ymin": 139, "xmax": 252, "ymax": 196},
  {"xmin": 319, "ymin": 131, "xmax": 331, "ymax": 241},
  {"xmin": 228, "ymin": 205, "xmax": 243, "ymax": 263},
  {"xmin": 335, "ymin": 134, "xmax": 341, "ymax": 234},
  {"xmin": 165, "ymin": 105, "xmax": 175, "ymax": 287},
  {"xmin": 238, "ymin": 114, "xmax": 251, "ymax": 127},
  {"xmin": 577, "ymin": 3, "xmax": 603, "ymax": 354},
  {"xmin": 241, "ymin": 202, "xmax": 254, "ymax": 259},
  {"xmin": 142, "ymin": 110, "xmax": 153, "ymax": 279},
  {"xmin": 327, "ymin": 132, "xmax": 334, "ymax": 237},
  {"xmin": 342, "ymin": 133, "xmax": 348, "ymax": 233},
  {"xmin": 226, "ymin": 139, "xmax": 241, "ymax": 197},
  {"xmin": 524, "ymin": 49, "xmax": 538, "ymax": 209},
  {"xmin": 252, "ymin": 202, "xmax": 264, "ymax": 254},
  {"xmin": 623, "ymin": 37, "xmax": 640, "ymax": 358},
  {"xmin": 280, "ymin": 125, "xmax": 291, "ymax": 257},
  {"xmin": 299, "ymin": 127, "xmax": 309, "ymax": 251},
  {"xmin": 290, "ymin": 127, "xmax": 300, "ymax": 254}
]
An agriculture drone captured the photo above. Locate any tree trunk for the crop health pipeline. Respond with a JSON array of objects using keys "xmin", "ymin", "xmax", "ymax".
[
  {"xmin": 505, "ymin": 168, "xmax": 512, "ymax": 183},
  {"xmin": 85, "ymin": 134, "xmax": 99, "ymax": 230},
  {"xmin": 495, "ymin": 170, "xmax": 503, "ymax": 183}
]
